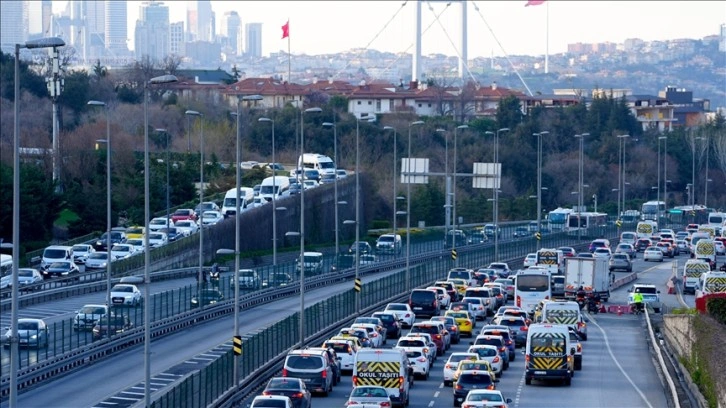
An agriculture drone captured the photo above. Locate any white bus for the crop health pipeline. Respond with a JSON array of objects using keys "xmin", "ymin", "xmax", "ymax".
[
  {"xmin": 547, "ymin": 208, "xmax": 573, "ymax": 231},
  {"xmin": 514, "ymin": 267, "xmax": 552, "ymax": 316},
  {"xmin": 641, "ymin": 201, "xmax": 665, "ymax": 222},
  {"xmin": 566, "ymin": 212, "xmax": 607, "ymax": 235}
]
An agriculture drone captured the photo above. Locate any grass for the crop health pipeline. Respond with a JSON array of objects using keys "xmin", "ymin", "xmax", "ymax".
[{"xmin": 54, "ymin": 209, "xmax": 80, "ymax": 228}]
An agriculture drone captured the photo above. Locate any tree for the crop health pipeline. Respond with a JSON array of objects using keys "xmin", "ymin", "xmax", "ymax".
[
  {"xmin": 495, "ymin": 96, "xmax": 524, "ymax": 130},
  {"xmin": 161, "ymin": 54, "xmax": 183, "ymax": 76},
  {"xmin": 0, "ymin": 52, "xmax": 47, "ymax": 101}
]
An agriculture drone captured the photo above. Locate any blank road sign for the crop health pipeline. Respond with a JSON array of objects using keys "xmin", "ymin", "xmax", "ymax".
[
  {"xmin": 472, "ymin": 163, "xmax": 500, "ymax": 189},
  {"xmin": 401, "ymin": 158, "xmax": 429, "ymax": 184}
]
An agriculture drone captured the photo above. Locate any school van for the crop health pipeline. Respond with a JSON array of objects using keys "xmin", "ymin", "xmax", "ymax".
[
  {"xmin": 683, "ymin": 260, "xmax": 710, "ymax": 295},
  {"xmin": 221, "ymin": 187, "xmax": 255, "ymax": 216},
  {"xmin": 353, "ymin": 348, "xmax": 411, "ymax": 407},
  {"xmin": 524, "ymin": 323, "xmax": 575, "ymax": 386},
  {"xmin": 694, "ymin": 239, "xmax": 716, "ymax": 265},
  {"xmin": 540, "ymin": 300, "xmax": 588, "ymax": 340}
]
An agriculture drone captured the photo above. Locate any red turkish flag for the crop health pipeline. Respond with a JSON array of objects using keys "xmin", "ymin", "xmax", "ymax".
[
  {"xmin": 525, "ymin": 0, "xmax": 546, "ymax": 6},
  {"xmin": 281, "ymin": 20, "xmax": 289, "ymax": 39}
]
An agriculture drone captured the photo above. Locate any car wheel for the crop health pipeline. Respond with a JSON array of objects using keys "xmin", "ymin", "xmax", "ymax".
[
  {"xmin": 575, "ymin": 358, "xmax": 582, "ymax": 370},
  {"xmin": 525, "ymin": 377, "xmax": 532, "ymax": 385}
]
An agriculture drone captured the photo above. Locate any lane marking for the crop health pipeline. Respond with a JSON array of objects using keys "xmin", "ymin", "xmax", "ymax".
[
  {"xmin": 514, "ymin": 369, "xmax": 525, "ymax": 407},
  {"xmin": 588, "ymin": 313, "xmax": 654, "ymax": 408}
]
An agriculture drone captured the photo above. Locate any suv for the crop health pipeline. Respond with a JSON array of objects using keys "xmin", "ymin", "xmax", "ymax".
[
  {"xmin": 234, "ymin": 269, "xmax": 260, "ymax": 290},
  {"xmin": 409, "ymin": 289, "xmax": 439, "ymax": 317},
  {"xmin": 376, "ymin": 234, "xmax": 402, "ymax": 254},
  {"xmin": 306, "ymin": 347, "xmax": 342, "ymax": 386},
  {"xmin": 635, "ymin": 238, "xmax": 652, "ymax": 252},
  {"xmin": 448, "ymin": 268, "xmax": 477, "ymax": 287},
  {"xmin": 283, "ymin": 349, "xmax": 334, "ymax": 395}
]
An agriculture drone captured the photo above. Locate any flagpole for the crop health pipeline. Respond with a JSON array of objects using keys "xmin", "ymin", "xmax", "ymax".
[
  {"xmin": 287, "ymin": 18, "xmax": 291, "ymax": 83},
  {"xmin": 545, "ymin": 1, "xmax": 549, "ymax": 74}
]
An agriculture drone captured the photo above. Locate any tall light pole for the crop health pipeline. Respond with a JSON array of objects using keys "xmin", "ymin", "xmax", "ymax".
[
  {"xmin": 353, "ymin": 115, "xmax": 375, "ymax": 313},
  {"xmin": 11, "ymin": 36, "xmax": 65, "ymax": 408},
  {"xmin": 88, "ymin": 100, "xmax": 112, "ymax": 337},
  {"xmin": 574, "ymin": 133, "xmax": 589, "ymax": 240},
  {"xmin": 154, "ymin": 128, "xmax": 171, "ymax": 225},
  {"xmin": 144, "ymin": 74, "xmax": 178, "ymax": 407},
  {"xmin": 658, "ymin": 136, "xmax": 667, "ymax": 210},
  {"xmin": 406, "ymin": 120, "xmax": 424, "ymax": 292},
  {"xmin": 322, "ymin": 121, "xmax": 340, "ymax": 255},
  {"xmin": 698, "ymin": 136, "xmax": 709, "ymax": 207},
  {"xmin": 259, "ymin": 117, "xmax": 279, "ymax": 267},
  {"xmin": 297, "ymin": 105, "xmax": 322, "ymax": 348},
  {"xmin": 186, "ymin": 110, "xmax": 204, "ymax": 284},
  {"xmin": 690, "ymin": 132, "xmax": 696, "ymax": 208},
  {"xmin": 617, "ymin": 134, "xmax": 629, "ymax": 218},
  {"xmin": 534, "ymin": 131, "xmax": 549, "ymax": 248},
  {"xmin": 384, "ymin": 126, "xmax": 399, "ymax": 236},
  {"xmin": 453, "ymin": 125, "xmax": 468, "ymax": 240},
  {"xmin": 436, "ymin": 128, "xmax": 450, "ymax": 240}
]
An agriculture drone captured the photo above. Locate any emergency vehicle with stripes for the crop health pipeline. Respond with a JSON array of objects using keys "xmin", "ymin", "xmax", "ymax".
[
  {"xmin": 353, "ymin": 348, "xmax": 411, "ymax": 407},
  {"xmin": 683, "ymin": 260, "xmax": 710, "ymax": 295},
  {"xmin": 524, "ymin": 323, "xmax": 574, "ymax": 386},
  {"xmin": 697, "ymin": 272, "xmax": 726, "ymax": 297}
]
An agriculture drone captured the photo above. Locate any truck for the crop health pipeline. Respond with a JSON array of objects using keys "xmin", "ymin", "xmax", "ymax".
[
  {"xmin": 563, "ymin": 257, "xmax": 611, "ymax": 301},
  {"xmin": 535, "ymin": 248, "xmax": 564, "ymax": 275},
  {"xmin": 683, "ymin": 259, "xmax": 710, "ymax": 295}
]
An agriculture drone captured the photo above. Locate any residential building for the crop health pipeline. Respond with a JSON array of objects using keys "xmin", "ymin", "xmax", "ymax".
[
  {"xmin": 625, "ymin": 94, "xmax": 675, "ymax": 132},
  {"xmin": 659, "ymin": 86, "xmax": 711, "ymax": 127},
  {"xmin": 169, "ymin": 21, "xmax": 184, "ymax": 56}
]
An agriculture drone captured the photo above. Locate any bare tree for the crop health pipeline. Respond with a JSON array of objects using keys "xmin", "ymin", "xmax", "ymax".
[{"xmin": 161, "ymin": 54, "xmax": 183, "ymax": 76}]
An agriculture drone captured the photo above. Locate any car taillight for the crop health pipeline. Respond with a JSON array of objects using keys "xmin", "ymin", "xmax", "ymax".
[
  {"xmin": 545, "ymin": 295, "xmax": 550, "ymax": 299},
  {"xmin": 506, "ymin": 339, "xmax": 512, "ymax": 345},
  {"xmin": 322, "ymin": 370, "xmax": 327, "ymax": 378},
  {"xmin": 405, "ymin": 313, "xmax": 411, "ymax": 318},
  {"xmin": 292, "ymin": 392, "xmax": 304, "ymax": 398},
  {"xmin": 446, "ymin": 363, "xmax": 452, "ymax": 369},
  {"xmin": 381, "ymin": 402, "xmax": 391, "ymax": 408},
  {"xmin": 500, "ymin": 346, "xmax": 506, "ymax": 353},
  {"xmin": 463, "ymin": 404, "xmax": 476, "ymax": 408},
  {"xmin": 493, "ymin": 355, "xmax": 500, "ymax": 363},
  {"xmin": 454, "ymin": 384, "xmax": 464, "ymax": 390},
  {"xmin": 371, "ymin": 332, "xmax": 378, "ymax": 337},
  {"xmin": 423, "ymin": 347, "xmax": 429, "ymax": 354},
  {"xmin": 577, "ymin": 344, "xmax": 582, "ymax": 353},
  {"xmin": 521, "ymin": 326, "xmax": 528, "ymax": 331},
  {"xmin": 417, "ymin": 357, "xmax": 428, "ymax": 363},
  {"xmin": 435, "ymin": 334, "xmax": 441, "ymax": 340},
  {"xmin": 525, "ymin": 354, "xmax": 530, "ymax": 363},
  {"xmin": 450, "ymin": 325, "xmax": 457, "ymax": 331},
  {"xmin": 282, "ymin": 368, "xmax": 288, "ymax": 376},
  {"xmin": 516, "ymin": 296, "xmax": 521, "ymax": 307},
  {"xmin": 487, "ymin": 384, "xmax": 495, "ymax": 390},
  {"xmin": 262, "ymin": 391, "xmax": 271, "ymax": 395},
  {"xmin": 352, "ymin": 376, "xmax": 358, "ymax": 386}
]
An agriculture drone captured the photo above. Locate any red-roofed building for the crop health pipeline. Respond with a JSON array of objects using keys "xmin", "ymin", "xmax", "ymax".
[{"xmin": 222, "ymin": 77, "xmax": 306, "ymax": 108}]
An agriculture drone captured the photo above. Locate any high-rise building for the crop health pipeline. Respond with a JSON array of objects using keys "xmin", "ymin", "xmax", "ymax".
[
  {"xmin": 720, "ymin": 23, "xmax": 726, "ymax": 53},
  {"xmin": 245, "ymin": 23, "xmax": 262, "ymax": 58},
  {"xmin": 220, "ymin": 10, "xmax": 241, "ymax": 54},
  {"xmin": 187, "ymin": 0, "xmax": 213, "ymax": 42},
  {"xmin": 170, "ymin": 21, "xmax": 184, "ymax": 56},
  {"xmin": 42, "ymin": 0, "xmax": 52, "ymax": 35},
  {"xmin": 0, "ymin": 1, "xmax": 28, "ymax": 52},
  {"xmin": 135, "ymin": 1, "xmax": 169, "ymax": 61},
  {"xmin": 105, "ymin": 0, "xmax": 128, "ymax": 53}
]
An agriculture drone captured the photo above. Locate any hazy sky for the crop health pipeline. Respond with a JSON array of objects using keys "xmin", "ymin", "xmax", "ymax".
[{"xmin": 51, "ymin": 1, "xmax": 725, "ymax": 57}]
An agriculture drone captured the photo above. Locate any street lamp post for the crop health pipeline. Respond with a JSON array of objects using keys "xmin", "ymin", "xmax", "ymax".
[
  {"xmin": 154, "ymin": 128, "xmax": 171, "ymax": 226},
  {"xmin": 144, "ymin": 74, "xmax": 178, "ymax": 407},
  {"xmin": 185, "ymin": 110, "xmax": 204, "ymax": 284},
  {"xmin": 383, "ymin": 126, "xmax": 399, "ymax": 236},
  {"xmin": 690, "ymin": 133, "xmax": 696, "ymax": 208},
  {"xmin": 658, "ymin": 136, "xmax": 667, "ymax": 209},
  {"xmin": 88, "ymin": 100, "xmax": 112, "ymax": 337},
  {"xmin": 352, "ymin": 115, "xmax": 375, "ymax": 314},
  {"xmin": 436, "ymin": 128, "xmax": 450, "ymax": 240},
  {"xmin": 406, "ymin": 120, "xmax": 424, "ymax": 292},
  {"xmin": 322, "ymin": 121, "xmax": 340, "ymax": 255},
  {"xmin": 534, "ymin": 131, "xmax": 549, "ymax": 248},
  {"xmin": 259, "ymin": 117, "xmax": 278, "ymax": 267},
  {"xmin": 574, "ymin": 133, "xmax": 589, "ymax": 240},
  {"xmin": 453, "ymin": 125, "xmax": 468, "ymax": 240},
  {"xmin": 11, "ymin": 36, "xmax": 65, "ymax": 408},
  {"xmin": 617, "ymin": 134, "xmax": 629, "ymax": 218},
  {"xmin": 484, "ymin": 128, "xmax": 509, "ymax": 260},
  {"xmin": 698, "ymin": 136, "xmax": 709, "ymax": 206},
  {"xmin": 297, "ymin": 105, "xmax": 322, "ymax": 348}
]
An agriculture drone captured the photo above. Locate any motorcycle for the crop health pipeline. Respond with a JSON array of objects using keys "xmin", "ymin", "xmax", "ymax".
[
  {"xmin": 576, "ymin": 294, "xmax": 587, "ymax": 310},
  {"xmin": 587, "ymin": 298, "xmax": 600, "ymax": 314}
]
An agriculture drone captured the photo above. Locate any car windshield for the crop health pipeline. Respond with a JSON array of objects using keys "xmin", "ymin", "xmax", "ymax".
[
  {"xmin": 18, "ymin": 270, "xmax": 34, "ymax": 277},
  {"xmin": 18, "ymin": 321, "xmax": 40, "ymax": 330},
  {"xmin": 373, "ymin": 313, "xmax": 395, "ymax": 323},
  {"xmin": 351, "ymin": 387, "xmax": 388, "ymax": 398},
  {"xmin": 267, "ymin": 378, "xmax": 301, "ymax": 390},
  {"xmin": 72, "ymin": 245, "xmax": 89, "ymax": 252},
  {"xmin": 387, "ymin": 304, "xmax": 406, "ymax": 311},
  {"xmin": 112, "ymin": 285, "xmax": 133, "ymax": 292},
  {"xmin": 89, "ymin": 253, "xmax": 107, "ymax": 260},
  {"xmin": 79, "ymin": 306, "xmax": 106, "ymax": 314},
  {"xmin": 467, "ymin": 392, "xmax": 502, "ymax": 402}
]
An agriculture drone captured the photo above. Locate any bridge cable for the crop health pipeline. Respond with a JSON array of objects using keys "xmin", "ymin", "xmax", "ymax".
[{"xmin": 424, "ymin": 1, "xmax": 480, "ymax": 86}]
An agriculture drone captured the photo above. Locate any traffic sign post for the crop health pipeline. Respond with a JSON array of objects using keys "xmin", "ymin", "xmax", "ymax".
[
  {"xmin": 233, "ymin": 335, "xmax": 242, "ymax": 356},
  {"xmin": 354, "ymin": 278, "xmax": 362, "ymax": 292},
  {"xmin": 451, "ymin": 249, "xmax": 457, "ymax": 260},
  {"xmin": 535, "ymin": 232, "xmax": 541, "ymax": 241}
]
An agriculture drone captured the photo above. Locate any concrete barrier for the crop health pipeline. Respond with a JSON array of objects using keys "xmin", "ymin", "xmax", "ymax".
[{"xmin": 612, "ymin": 272, "xmax": 637, "ymax": 290}]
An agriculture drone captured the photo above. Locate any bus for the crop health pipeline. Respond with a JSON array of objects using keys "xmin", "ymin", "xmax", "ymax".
[
  {"xmin": 666, "ymin": 206, "xmax": 709, "ymax": 226},
  {"xmin": 621, "ymin": 210, "xmax": 641, "ymax": 224},
  {"xmin": 515, "ymin": 268, "xmax": 552, "ymax": 316},
  {"xmin": 708, "ymin": 212, "xmax": 725, "ymax": 229},
  {"xmin": 641, "ymin": 201, "xmax": 665, "ymax": 222},
  {"xmin": 547, "ymin": 208, "xmax": 573, "ymax": 231},
  {"xmin": 566, "ymin": 212, "xmax": 607, "ymax": 235}
]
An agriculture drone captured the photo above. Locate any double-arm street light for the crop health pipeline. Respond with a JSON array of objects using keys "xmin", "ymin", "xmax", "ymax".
[
  {"xmin": 406, "ymin": 120, "xmax": 424, "ymax": 292},
  {"xmin": 11, "ymin": 36, "xmax": 65, "ymax": 407},
  {"xmin": 453, "ymin": 125, "xmax": 468, "ymax": 238},
  {"xmin": 484, "ymin": 128, "xmax": 509, "ymax": 260},
  {"xmin": 534, "ymin": 131, "xmax": 549, "ymax": 248},
  {"xmin": 144, "ymin": 74, "xmax": 178, "ymax": 407},
  {"xmin": 383, "ymin": 126, "xmax": 400, "ymax": 236},
  {"xmin": 185, "ymin": 110, "xmax": 204, "ymax": 284},
  {"xmin": 436, "ymin": 128, "xmax": 450, "ymax": 238},
  {"xmin": 322, "ymin": 120, "xmax": 340, "ymax": 255}
]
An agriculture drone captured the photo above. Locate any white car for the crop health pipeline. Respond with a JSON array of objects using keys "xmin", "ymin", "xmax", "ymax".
[
  {"xmin": 487, "ymin": 262, "xmax": 511, "ymax": 277},
  {"xmin": 84, "ymin": 252, "xmax": 110, "ymax": 270},
  {"xmin": 303, "ymin": 180, "xmax": 319, "ymax": 189},
  {"xmin": 401, "ymin": 333, "xmax": 437, "ymax": 365},
  {"xmin": 200, "ymin": 211, "xmax": 224, "ymax": 226},
  {"xmin": 126, "ymin": 238, "xmax": 146, "ymax": 253},
  {"xmin": 71, "ymin": 244, "xmax": 95, "ymax": 264},
  {"xmin": 523, "ymin": 253, "xmax": 537, "ymax": 268},
  {"xmin": 148, "ymin": 217, "xmax": 173, "ymax": 231},
  {"xmin": 351, "ymin": 323, "xmax": 384, "ymax": 348},
  {"xmin": 461, "ymin": 296, "xmax": 490, "ymax": 320},
  {"xmin": 16, "ymin": 268, "xmax": 44, "ymax": 290},
  {"xmin": 427, "ymin": 286, "xmax": 452, "ymax": 309},
  {"xmin": 462, "ymin": 390, "xmax": 512, "ymax": 408},
  {"xmin": 73, "ymin": 304, "xmax": 109, "ymax": 331},
  {"xmin": 147, "ymin": 232, "xmax": 168, "ymax": 248},
  {"xmin": 174, "ymin": 220, "xmax": 199, "ymax": 236},
  {"xmin": 384, "ymin": 303, "xmax": 416, "ymax": 328},
  {"xmin": 110, "ymin": 284, "xmax": 142, "ymax": 307},
  {"xmin": 643, "ymin": 247, "xmax": 664, "ymax": 262},
  {"xmin": 110, "ymin": 244, "xmax": 136, "ymax": 260},
  {"xmin": 443, "ymin": 352, "xmax": 479, "ymax": 386},
  {"xmin": 395, "ymin": 336, "xmax": 435, "ymax": 369},
  {"xmin": 322, "ymin": 338, "xmax": 357, "ymax": 373},
  {"xmin": 714, "ymin": 240, "xmax": 726, "ymax": 255},
  {"xmin": 467, "ymin": 344, "xmax": 504, "ymax": 376}
]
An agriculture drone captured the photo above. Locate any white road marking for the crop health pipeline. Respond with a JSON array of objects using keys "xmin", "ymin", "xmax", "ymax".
[
  {"xmin": 588, "ymin": 313, "xmax": 654, "ymax": 408},
  {"xmin": 514, "ymin": 369, "xmax": 526, "ymax": 407}
]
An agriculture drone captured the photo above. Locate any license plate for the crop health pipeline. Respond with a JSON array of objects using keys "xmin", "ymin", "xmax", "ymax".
[
  {"xmin": 303, "ymin": 378, "xmax": 311, "ymax": 382},
  {"xmin": 535, "ymin": 371, "xmax": 546, "ymax": 375},
  {"xmin": 413, "ymin": 307, "xmax": 422, "ymax": 310}
]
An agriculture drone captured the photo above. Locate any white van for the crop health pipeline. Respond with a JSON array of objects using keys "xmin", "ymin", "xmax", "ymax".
[
  {"xmin": 0, "ymin": 254, "xmax": 12, "ymax": 289},
  {"xmin": 683, "ymin": 260, "xmax": 710, "ymax": 295},
  {"xmin": 620, "ymin": 231, "xmax": 637, "ymax": 246},
  {"xmin": 259, "ymin": 176, "xmax": 291, "ymax": 203},
  {"xmin": 221, "ymin": 187, "xmax": 254, "ymax": 216},
  {"xmin": 41, "ymin": 245, "xmax": 73, "ymax": 270},
  {"xmin": 298, "ymin": 153, "xmax": 336, "ymax": 177},
  {"xmin": 353, "ymin": 348, "xmax": 411, "ymax": 407},
  {"xmin": 524, "ymin": 323, "xmax": 575, "ymax": 386},
  {"xmin": 540, "ymin": 300, "xmax": 588, "ymax": 340},
  {"xmin": 694, "ymin": 240, "xmax": 716, "ymax": 265}
]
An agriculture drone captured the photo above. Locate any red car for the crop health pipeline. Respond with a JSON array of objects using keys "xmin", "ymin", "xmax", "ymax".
[
  {"xmin": 558, "ymin": 247, "xmax": 576, "ymax": 257},
  {"xmin": 171, "ymin": 208, "xmax": 197, "ymax": 223}
]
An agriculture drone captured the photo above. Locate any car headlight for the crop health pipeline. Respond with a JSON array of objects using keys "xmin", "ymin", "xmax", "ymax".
[{"xmin": 191, "ymin": 299, "xmax": 198, "ymax": 304}]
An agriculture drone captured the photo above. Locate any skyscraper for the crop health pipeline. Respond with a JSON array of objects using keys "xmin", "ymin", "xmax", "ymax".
[
  {"xmin": 0, "ymin": 1, "xmax": 28, "ymax": 52},
  {"xmin": 170, "ymin": 21, "xmax": 185, "ymax": 56},
  {"xmin": 105, "ymin": 0, "xmax": 128, "ymax": 53},
  {"xmin": 187, "ymin": 0, "xmax": 213, "ymax": 42},
  {"xmin": 220, "ymin": 11, "xmax": 241, "ymax": 54},
  {"xmin": 245, "ymin": 23, "xmax": 262, "ymax": 58},
  {"xmin": 720, "ymin": 23, "xmax": 726, "ymax": 53},
  {"xmin": 135, "ymin": 1, "xmax": 170, "ymax": 61}
]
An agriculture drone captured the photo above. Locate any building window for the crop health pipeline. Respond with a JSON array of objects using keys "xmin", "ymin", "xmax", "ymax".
[
  {"xmin": 428, "ymin": 103, "xmax": 432, "ymax": 108},
  {"xmin": 368, "ymin": 101, "xmax": 372, "ymax": 105},
  {"xmin": 389, "ymin": 100, "xmax": 394, "ymax": 110},
  {"xmin": 418, "ymin": 103, "xmax": 422, "ymax": 108},
  {"xmin": 376, "ymin": 99, "xmax": 381, "ymax": 110},
  {"xmin": 357, "ymin": 101, "xmax": 361, "ymax": 105}
]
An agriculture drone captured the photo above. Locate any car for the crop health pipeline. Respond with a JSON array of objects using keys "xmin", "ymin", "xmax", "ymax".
[
  {"xmin": 445, "ymin": 310, "xmax": 474, "ymax": 338},
  {"xmin": 200, "ymin": 210, "xmax": 224, "ymax": 226},
  {"xmin": 194, "ymin": 201, "xmax": 220, "ymax": 217},
  {"xmin": 384, "ymin": 303, "xmax": 416, "ymax": 328},
  {"xmin": 93, "ymin": 231, "xmax": 127, "ymax": 251},
  {"xmin": 190, "ymin": 289, "xmax": 224, "ymax": 307},
  {"xmin": 448, "ymin": 278, "xmax": 470, "ymax": 298},
  {"xmin": 558, "ymin": 247, "xmax": 576, "ymax": 257},
  {"xmin": 348, "ymin": 241, "xmax": 373, "ymax": 255},
  {"xmin": 352, "ymin": 323, "xmax": 385, "ymax": 348},
  {"xmin": 249, "ymin": 395, "xmax": 293, "ymax": 408},
  {"xmin": 609, "ymin": 253, "xmax": 633, "ymax": 272},
  {"xmin": 483, "ymin": 224, "xmax": 501, "ymax": 238},
  {"xmin": 288, "ymin": 182, "xmax": 302, "ymax": 195},
  {"xmin": 473, "ymin": 268, "xmax": 498, "ymax": 286},
  {"xmin": 487, "ymin": 262, "xmax": 511, "ymax": 277},
  {"xmin": 302, "ymin": 179, "xmax": 319, "ymax": 189},
  {"xmin": 73, "ymin": 304, "xmax": 109, "ymax": 331},
  {"xmin": 656, "ymin": 241, "xmax": 674, "ymax": 258},
  {"xmin": 615, "ymin": 243, "xmax": 636, "ymax": 259},
  {"xmin": 409, "ymin": 288, "xmax": 440, "ymax": 317},
  {"xmin": 551, "ymin": 275, "xmax": 566, "ymax": 298},
  {"xmin": 395, "ymin": 335, "xmax": 435, "ymax": 370},
  {"xmin": 628, "ymin": 284, "xmax": 662, "ymax": 313},
  {"xmin": 577, "ymin": 252, "xmax": 594, "ymax": 258},
  {"xmin": 523, "ymin": 253, "xmax": 537, "ymax": 269},
  {"xmin": 478, "ymin": 326, "xmax": 516, "ymax": 360},
  {"xmin": 159, "ymin": 227, "xmax": 181, "ymax": 242},
  {"xmin": 402, "ymin": 333, "xmax": 438, "ymax": 364},
  {"xmin": 483, "ymin": 283, "xmax": 507, "ymax": 306},
  {"xmin": 644, "ymin": 246, "xmax": 664, "ymax": 262},
  {"xmin": 124, "ymin": 226, "xmax": 145, "ymax": 240},
  {"xmin": 283, "ymin": 349, "xmax": 334, "ymax": 395},
  {"xmin": 713, "ymin": 240, "xmax": 725, "ymax": 255},
  {"xmin": 443, "ymin": 352, "xmax": 480, "ymax": 386},
  {"xmin": 592, "ymin": 247, "xmax": 612, "ymax": 259},
  {"xmin": 346, "ymin": 386, "xmax": 392, "ymax": 408},
  {"xmin": 468, "ymin": 231, "xmax": 487, "ymax": 244},
  {"xmin": 2, "ymin": 318, "xmax": 48, "ymax": 348},
  {"xmin": 336, "ymin": 169, "xmax": 347, "ymax": 179},
  {"xmin": 13, "ymin": 268, "xmax": 44, "ymax": 291},
  {"xmin": 72, "ymin": 244, "xmax": 96, "ymax": 264},
  {"xmin": 676, "ymin": 239, "xmax": 690, "ymax": 254},
  {"xmin": 493, "ymin": 278, "xmax": 515, "ymax": 299},
  {"xmin": 471, "ymin": 334, "xmax": 510, "ymax": 370},
  {"xmin": 92, "ymin": 314, "xmax": 134, "ymax": 341},
  {"xmin": 171, "ymin": 208, "xmax": 197, "ymax": 223},
  {"xmin": 635, "ymin": 238, "xmax": 652, "ymax": 252},
  {"xmin": 376, "ymin": 233, "xmax": 402, "ymax": 254},
  {"xmin": 410, "ymin": 322, "xmax": 449, "ymax": 355},
  {"xmin": 403, "ymin": 348, "xmax": 431, "ymax": 379},
  {"xmin": 513, "ymin": 226, "xmax": 530, "ymax": 238},
  {"xmin": 434, "ymin": 280, "xmax": 460, "ymax": 302},
  {"xmin": 84, "ymin": 252, "xmax": 110, "ymax": 270},
  {"xmin": 110, "ymin": 284, "xmax": 142, "ymax": 307},
  {"xmin": 453, "ymin": 359, "xmax": 497, "ymax": 383},
  {"xmin": 338, "ymin": 327, "xmax": 373, "ymax": 348},
  {"xmin": 322, "ymin": 338, "xmax": 358, "ymax": 374},
  {"xmin": 427, "ymin": 286, "xmax": 452, "ymax": 309},
  {"xmin": 149, "ymin": 217, "xmax": 173, "ymax": 231},
  {"xmin": 232, "ymin": 269, "xmax": 261, "ymax": 290},
  {"xmin": 147, "ymin": 231, "xmax": 168, "ymax": 248},
  {"xmin": 354, "ymin": 317, "xmax": 388, "ymax": 342},
  {"xmin": 430, "ymin": 315, "xmax": 462, "ymax": 344},
  {"xmin": 491, "ymin": 316, "xmax": 529, "ymax": 347},
  {"xmin": 42, "ymin": 261, "xmax": 80, "ymax": 280},
  {"xmin": 307, "ymin": 345, "xmax": 342, "ymax": 386},
  {"xmin": 110, "ymin": 244, "xmax": 137, "ymax": 260},
  {"xmin": 125, "ymin": 238, "xmax": 146, "ymax": 254},
  {"xmin": 174, "ymin": 220, "xmax": 199, "ymax": 236},
  {"xmin": 453, "ymin": 370, "xmax": 498, "ymax": 406},
  {"xmin": 589, "ymin": 239, "xmax": 611, "ymax": 252},
  {"xmin": 263, "ymin": 272, "xmax": 292, "ymax": 287},
  {"xmin": 262, "ymin": 377, "xmax": 311, "ymax": 408},
  {"xmin": 371, "ymin": 312, "xmax": 403, "ymax": 339},
  {"xmin": 461, "ymin": 296, "xmax": 490, "ymax": 320},
  {"xmin": 461, "ymin": 390, "xmax": 512, "ymax": 408}
]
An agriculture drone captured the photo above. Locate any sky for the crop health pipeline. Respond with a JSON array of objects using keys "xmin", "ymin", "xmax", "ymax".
[{"xmin": 50, "ymin": 1, "xmax": 725, "ymax": 58}]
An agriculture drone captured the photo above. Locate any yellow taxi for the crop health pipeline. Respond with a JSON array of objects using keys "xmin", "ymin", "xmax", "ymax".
[
  {"xmin": 445, "ymin": 310, "xmax": 474, "ymax": 337},
  {"xmin": 452, "ymin": 359, "xmax": 496, "ymax": 382},
  {"xmin": 327, "ymin": 335, "xmax": 364, "ymax": 350},
  {"xmin": 447, "ymin": 278, "xmax": 469, "ymax": 297},
  {"xmin": 125, "ymin": 226, "xmax": 145, "ymax": 239}
]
